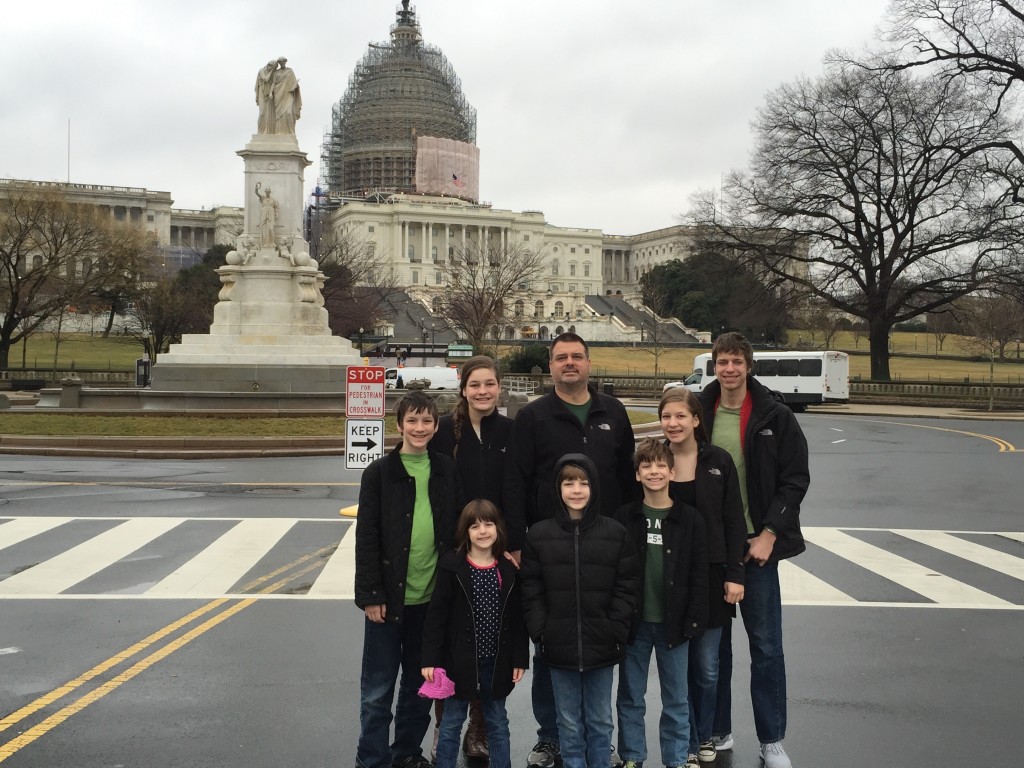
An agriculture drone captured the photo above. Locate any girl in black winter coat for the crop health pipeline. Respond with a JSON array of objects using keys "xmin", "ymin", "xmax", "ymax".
[{"xmin": 421, "ymin": 500, "xmax": 529, "ymax": 768}]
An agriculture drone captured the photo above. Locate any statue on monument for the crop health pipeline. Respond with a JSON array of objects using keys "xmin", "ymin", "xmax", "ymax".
[
  {"xmin": 254, "ymin": 182, "xmax": 279, "ymax": 247},
  {"xmin": 255, "ymin": 57, "xmax": 302, "ymax": 135}
]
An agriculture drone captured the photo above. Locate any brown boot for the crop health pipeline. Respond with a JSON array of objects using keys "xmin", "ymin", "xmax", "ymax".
[
  {"xmin": 462, "ymin": 699, "xmax": 489, "ymax": 758},
  {"xmin": 431, "ymin": 699, "xmax": 444, "ymax": 762}
]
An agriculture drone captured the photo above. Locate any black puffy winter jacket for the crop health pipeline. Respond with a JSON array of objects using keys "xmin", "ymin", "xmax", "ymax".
[{"xmin": 520, "ymin": 454, "xmax": 640, "ymax": 671}]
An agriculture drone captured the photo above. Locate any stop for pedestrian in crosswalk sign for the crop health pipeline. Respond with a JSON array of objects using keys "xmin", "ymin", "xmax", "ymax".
[{"xmin": 345, "ymin": 419, "xmax": 385, "ymax": 470}]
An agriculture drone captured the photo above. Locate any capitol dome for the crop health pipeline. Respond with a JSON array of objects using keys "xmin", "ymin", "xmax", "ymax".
[{"xmin": 320, "ymin": 1, "xmax": 477, "ymax": 198}]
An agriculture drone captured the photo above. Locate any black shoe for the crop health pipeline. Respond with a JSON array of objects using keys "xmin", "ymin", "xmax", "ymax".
[
  {"xmin": 393, "ymin": 755, "xmax": 432, "ymax": 768},
  {"xmin": 527, "ymin": 740, "xmax": 560, "ymax": 768}
]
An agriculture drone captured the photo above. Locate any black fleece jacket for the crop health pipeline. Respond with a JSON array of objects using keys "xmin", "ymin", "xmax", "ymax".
[
  {"xmin": 615, "ymin": 496, "xmax": 709, "ymax": 647},
  {"xmin": 510, "ymin": 385, "xmax": 639, "ymax": 529},
  {"xmin": 432, "ymin": 410, "xmax": 525, "ymax": 551},
  {"xmin": 668, "ymin": 441, "xmax": 747, "ymax": 585},
  {"xmin": 421, "ymin": 550, "xmax": 530, "ymax": 700},
  {"xmin": 698, "ymin": 376, "xmax": 810, "ymax": 562},
  {"xmin": 353, "ymin": 445, "xmax": 459, "ymax": 620}
]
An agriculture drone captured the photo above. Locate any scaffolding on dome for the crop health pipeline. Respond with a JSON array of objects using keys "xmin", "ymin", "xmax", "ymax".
[{"xmin": 320, "ymin": 1, "xmax": 477, "ymax": 201}]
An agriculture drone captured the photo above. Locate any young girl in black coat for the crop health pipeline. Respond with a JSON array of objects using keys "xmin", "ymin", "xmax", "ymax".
[{"xmin": 421, "ymin": 500, "xmax": 529, "ymax": 768}]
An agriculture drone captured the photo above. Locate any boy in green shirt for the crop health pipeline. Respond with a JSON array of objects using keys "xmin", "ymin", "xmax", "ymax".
[{"xmin": 355, "ymin": 391, "xmax": 459, "ymax": 768}]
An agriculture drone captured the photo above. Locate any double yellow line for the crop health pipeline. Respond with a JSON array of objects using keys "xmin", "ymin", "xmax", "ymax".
[{"xmin": 0, "ymin": 543, "xmax": 337, "ymax": 763}]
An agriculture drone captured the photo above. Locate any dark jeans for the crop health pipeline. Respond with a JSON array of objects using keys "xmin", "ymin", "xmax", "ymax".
[
  {"xmin": 436, "ymin": 658, "xmax": 511, "ymax": 768},
  {"xmin": 712, "ymin": 561, "xmax": 787, "ymax": 744},
  {"xmin": 531, "ymin": 643, "xmax": 560, "ymax": 743},
  {"xmin": 356, "ymin": 603, "xmax": 432, "ymax": 768}
]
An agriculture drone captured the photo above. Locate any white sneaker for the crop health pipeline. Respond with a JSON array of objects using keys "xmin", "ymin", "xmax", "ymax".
[
  {"xmin": 759, "ymin": 741, "xmax": 792, "ymax": 768},
  {"xmin": 711, "ymin": 733, "xmax": 733, "ymax": 751}
]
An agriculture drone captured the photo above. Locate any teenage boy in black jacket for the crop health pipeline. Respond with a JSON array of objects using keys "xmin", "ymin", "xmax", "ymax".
[
  {"xmin": 354, "ymin": 391, "xmax": 459, "ymax": 768},
  {"xmin": 614, "ymin": 438, "xmax": 708, "ymax": 768},
  {"xmin": 521, "ymin": 453, "xmax": 639, "ymax": 768},
  {"xmin": 697, "ymin": 333, "xmax": 810, "ymax": 768}
]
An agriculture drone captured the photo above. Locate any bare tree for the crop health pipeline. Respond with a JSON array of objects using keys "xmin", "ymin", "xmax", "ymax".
[
  {"xmin": 637, "ymin": 310, "xmax": 672, "ymax": 377},
  {"xmin": 925, "ymin": 308, "xmax": 962, "ymax": 354},
  {"xmin": 885, "ymin": 1, "xmax": 1024, "ymax": 170},
  {"xmin": 957, "ymin": 292, "xmax": 1024, "ymax": 360},
  {"xmin": 436, "ymin": 241, "xmax": 548, "ymax": 349},
  {"xmin": 0, "ymin": 183, "xmax": 152, "ymax": 368},
  {"xmin": 315, "ymin": 223, "xmax": 401, "ymax": 338},
  {"xmin": 691, "ymin": 61, "xmax": 1024, "ymax": 380},
  {"xmin": 123, "ymin": 277, "xmax": 212, "ymax": 363}
]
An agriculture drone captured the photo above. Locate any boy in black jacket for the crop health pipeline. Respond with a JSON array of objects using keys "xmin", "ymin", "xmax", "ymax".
[
  {"xmin": 614, "ymin": 438, "xmax": 708, "ymax": 768},
  {"xmin": 521, "ymin": 454, "xmax": 640, "ymax": 768},
  {"xmin": 354, "ymin": 391, "xmax": 459, "ymax": 768}
]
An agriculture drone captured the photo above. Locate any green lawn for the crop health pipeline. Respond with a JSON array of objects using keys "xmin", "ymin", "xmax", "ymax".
[
  {"xmin": 7, "ymin": 329, "xmax": 1024, "ymax": 384},
  {"xmin": 0, "ymin": 410, "xmax": 657, "ymax": 437}
]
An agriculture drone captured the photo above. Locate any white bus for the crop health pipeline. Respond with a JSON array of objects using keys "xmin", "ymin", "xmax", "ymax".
[
  {"xmin": 664, "ymin": 350, "xmax": 850, "ymax": 410},
  {"xmin": 384, "ymin": 366, "xmax": 461, "ymax": 390}
]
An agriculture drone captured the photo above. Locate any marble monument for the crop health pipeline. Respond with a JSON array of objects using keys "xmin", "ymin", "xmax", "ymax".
[{"xmin": 150, "ymin": 58, "xmax": 360, "ymax": 394}]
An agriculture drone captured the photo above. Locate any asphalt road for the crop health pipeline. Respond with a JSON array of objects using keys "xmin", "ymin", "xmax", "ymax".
[{"xmin": 1, "ymin": 413, "xmax": 1022, "ymax": 767}]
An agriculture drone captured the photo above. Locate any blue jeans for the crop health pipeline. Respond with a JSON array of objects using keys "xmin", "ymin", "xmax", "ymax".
[
  {"xmin": 549, "ymin": 665, "xmax": 615, "ymax": 768},
  {"xmin": 435, "ymin": 658, "xmax": 511, "ymax": 768},
  {"xmin": 687, "ymin": 625, "xmax": 723, "ymax": 753},
  {"xmin": 531, "ymin": 643, "xmax": 560, "ymax": 743},
  {"xmin": 356, "ymin": 603, "xmax": 432, "ymax": 768},
  {"xmin": 616, "ymin": 622, "xmax": 690, "ymax": 767},
  {"xmin": 712, "ymin": 561, "xmax": 786, "ymax": 744}
]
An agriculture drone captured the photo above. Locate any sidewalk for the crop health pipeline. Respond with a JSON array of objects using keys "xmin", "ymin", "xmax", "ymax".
[{"xmin": 0, "ymin": 402, "xmax": 1020, "ymax": 459}]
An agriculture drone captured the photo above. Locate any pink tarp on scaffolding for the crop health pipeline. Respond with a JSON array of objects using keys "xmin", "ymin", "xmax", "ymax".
[{"xmin": 415, "ymin": 136, "xmax": 480, "ymax": 202}]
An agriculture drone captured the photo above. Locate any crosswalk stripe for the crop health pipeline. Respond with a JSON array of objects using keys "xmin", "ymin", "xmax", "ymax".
[
  {"xmin": 778, "ymin": 560, "xmax": 855, "ymax": 604},
  {"xmin": 803, "ymin": 528, "xmax": 1011, "ymax": 606},
  {"xmin": 306, "ymin": 523, "xmax": 356, "ymax": 598},
  {"xmin": 0, "ymin": 518, "xmax": 184, "ymax": 595},
  {"xmin": 895, "ymin": 530, "xmax": 1024, "ymax": 582},
  {"xmin": 146, "ymin": 519, "xmax": 296, "ymax": 597},
  {"xmin": 1000, "ymin": 533, "xmax": 1024, "ymax": 545},
  {"xmin": 0, "ymin": 517, "xmax": 73, "ymax": 552}
]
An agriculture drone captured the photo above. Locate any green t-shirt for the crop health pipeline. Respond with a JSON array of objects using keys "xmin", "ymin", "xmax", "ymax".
[
  {"xmin": 400, "ymin": 452, "xmax": 437, "ymax": 605},
  {"xmin": 712, "ymin": 405, "xmax": 754, "ymax": 535},
  {"xmin": 562, "ymin": 398, "xmax": 591, "ymax": 426},
  {"xmin": 642, "ymin": 503, "xmax": 670, "ymax": 623}
]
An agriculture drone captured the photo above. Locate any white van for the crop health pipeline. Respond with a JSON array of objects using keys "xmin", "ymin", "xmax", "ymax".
[
  {"xmin": 384, "ymin": 366, "xmax": 461, "ymax": 390},
  {"xmin": 664, "ymin": 350, "xmax": 850, "ymax": 410}
]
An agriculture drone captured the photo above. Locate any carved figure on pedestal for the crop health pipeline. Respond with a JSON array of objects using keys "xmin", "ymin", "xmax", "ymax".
[
  {"xmin": 254, "ymin": 57, "xmax": 302, "ymax": 135},
  {"xmin": 255, "ymin": 183, "xmax": 279, "ymax": 248}
]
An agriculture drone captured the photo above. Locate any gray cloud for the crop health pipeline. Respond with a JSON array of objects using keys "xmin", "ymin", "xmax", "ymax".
[{"xmin": 1, "ymin": 0, "xmax": 890, "ymax": 233}]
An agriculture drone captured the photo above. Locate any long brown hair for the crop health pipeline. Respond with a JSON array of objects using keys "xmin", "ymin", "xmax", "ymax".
[
  {"xmin": 658, "ymin": 387, "xmax": 709, "ymax": 444},
  {"xmin": 452, "ymin": 355, "xmax": 501, "ymax": 457},
  {"xmin": 455, "ymin": 499, "xmax": 507, "ymax": 558}
]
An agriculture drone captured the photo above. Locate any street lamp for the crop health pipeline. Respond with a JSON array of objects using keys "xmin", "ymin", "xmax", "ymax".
[
  {"xmin": 422, "ymin": 327, "xmax": 429, "ymax": 365},
  {"xmin": 358, "ymin": 326, "xmax": 364, "ymax": 355}
]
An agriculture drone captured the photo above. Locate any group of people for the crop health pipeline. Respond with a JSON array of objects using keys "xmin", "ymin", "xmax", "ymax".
[{"xmin": 354, "ymin": 332, "xmax": 810, "ymax": 768}]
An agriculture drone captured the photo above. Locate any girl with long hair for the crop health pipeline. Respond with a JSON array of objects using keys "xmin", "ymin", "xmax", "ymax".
[
  {"xmin": 430, "ymin": 355, "xmax": 524, "ymax": 758},
  {"xmin": 659, "ymin": 387, "xmax": 746, "ymax": 767}
]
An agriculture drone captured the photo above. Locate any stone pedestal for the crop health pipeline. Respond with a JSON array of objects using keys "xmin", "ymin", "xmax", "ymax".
[{"xmin": 151, "ymin": 133, "xmax": 361, "ymax": 395}]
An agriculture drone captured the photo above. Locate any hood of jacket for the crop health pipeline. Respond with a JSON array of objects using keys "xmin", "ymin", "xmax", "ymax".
[{"xmin": 552, "ymin": 452, "xmax": 601, "ymax": 530}]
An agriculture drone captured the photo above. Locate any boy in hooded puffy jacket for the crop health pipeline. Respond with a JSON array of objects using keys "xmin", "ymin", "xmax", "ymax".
[{"xmin": 520, "ymin": 453, "xmax": 640, "ymax": 768}]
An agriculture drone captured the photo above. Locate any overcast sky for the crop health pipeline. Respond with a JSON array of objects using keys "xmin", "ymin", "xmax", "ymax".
[{"xmin": 1, "ymin": 0, "xmax": 892, "ymax": 235}]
